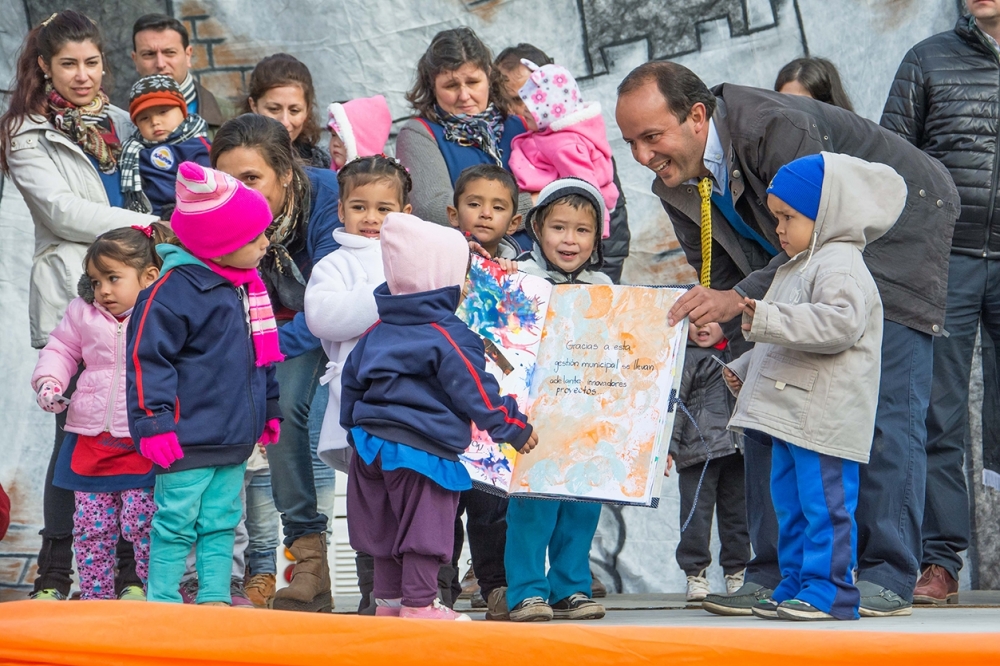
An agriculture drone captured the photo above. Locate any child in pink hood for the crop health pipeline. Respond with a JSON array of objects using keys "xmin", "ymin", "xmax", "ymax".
[
  {"xmin": 31, "ymin": 223, "xmax": 168, "ymax": 600},
  {"xmin": 327, "ymin": 95, "xmax": 393, "ymax": 171},
  {"xmin": 508, "ymin": 60, "xmax": 617, "ymax": 237}
]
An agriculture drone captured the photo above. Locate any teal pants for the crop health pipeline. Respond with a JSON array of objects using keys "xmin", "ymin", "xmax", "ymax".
[
  {"xmin": 505, "ymin": 497, "xmax": 601, "ymax": 609},
  {"xmin": 148, "ymin": 463, "xmax": 246, "ymax": 604}
]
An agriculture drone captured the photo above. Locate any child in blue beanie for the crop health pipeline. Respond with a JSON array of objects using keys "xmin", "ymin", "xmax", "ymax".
[{"xmin": 724, "ymin": 152, "xmax": 907, "ymax": 621}]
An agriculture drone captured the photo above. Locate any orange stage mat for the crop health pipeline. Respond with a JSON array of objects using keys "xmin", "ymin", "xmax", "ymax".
[{"xmin": 0, "ymin": 601, "xmax": 998, "ymax": 666}]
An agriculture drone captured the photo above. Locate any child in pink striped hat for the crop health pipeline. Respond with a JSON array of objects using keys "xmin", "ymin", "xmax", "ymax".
[
  {"xmin": 327, "ymin": 95, "xmax": 393, "ymax": 171},
  {"xmin": 127, "ymin": 161, "xmax": 284, "ymax": 605}
]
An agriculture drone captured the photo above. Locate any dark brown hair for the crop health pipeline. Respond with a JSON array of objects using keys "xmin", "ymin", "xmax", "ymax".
[
  {"xmin": 337, "ymin": 155, "xmax": 412, "ymax": 206},
  {"xmin": 405, "ymin": 27, "xmax": 509, "ymax": 123},
  {"xmin": 494, "ymin": 43, "xmax": 553, "ymax": 71},
  {"xmin": 131, "ymin": 14, "xmax": 189, "ymax": 50},
  {"xmin": 617, "ymin": 61, "xmax": 717, "ymax": 123},
  {"xmin": 0, "ymin": 11, "xmax": 105, "ymax": 173},
  {"xmin": 243, "ymin": 53, "xmax": 322, "ymax": 147},
  {"xmin": 537, "ymin": 193, "xmax": 598, "ymax": 229},
  {"xmin": 85, "ymin": 222, "xmax": 173, "ymax": 274},
  {"xmin": 774, "ymin": 57, "xmax": 854, "ymax": 112},
  {"xmin": 210, "ymin": 113, "xmax": 308, "ymax": 190},
  {"xmin": 453, "ymin": 163, "xmax": 518, "ymax": 209}
]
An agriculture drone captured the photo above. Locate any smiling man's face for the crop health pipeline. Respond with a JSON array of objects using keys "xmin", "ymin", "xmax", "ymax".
[{"xmin": 616, "ymin": 79, "xmax": 710, "ymax": 188}]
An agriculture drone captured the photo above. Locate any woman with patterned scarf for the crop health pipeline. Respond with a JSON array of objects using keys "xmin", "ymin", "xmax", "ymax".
[
  {"xmin": 396, "ymin": 27, "xmax": 533, "ymax": 230},
  {"xmin": 0, "ymin": 10, "xmax": 157, "ymax": 602},
  {"xmin": 211, "ymin": 113, "xmax": 341, "ymax": 612}
]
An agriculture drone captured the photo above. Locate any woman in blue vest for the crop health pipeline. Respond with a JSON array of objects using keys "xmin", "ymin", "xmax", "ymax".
[
  {"xmin": 396, "ymin": 26, "xmax": 526, "ymax": 618},
  {"xmin": 212, "ymin": 114, "xmax": 340, "ymax": 612},
  {"xmin": 396, "ymin": 27, "xmax": 532, "ymax": 230}
]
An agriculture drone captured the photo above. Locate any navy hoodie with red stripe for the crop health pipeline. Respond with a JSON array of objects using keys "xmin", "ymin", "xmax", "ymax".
[
  {"xmin": 126, "ymin": 263, "xmax": 281, "ymax": 473},
  {"xmin": 340, "ymin": 283, "xmax": 532, "ymax": 460}
]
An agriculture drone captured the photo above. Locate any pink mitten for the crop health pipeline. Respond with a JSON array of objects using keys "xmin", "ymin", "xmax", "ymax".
[
  {"xmin": 36, "ymin": 380, "xmax": 67, "ymax": 414},
  {"xmin": 259, "ymin": 419, "xmax": 281, "ymax": 446},
  {"xmin": 139, "ymin": 432, "xmax": 184, "ymax": 468}
]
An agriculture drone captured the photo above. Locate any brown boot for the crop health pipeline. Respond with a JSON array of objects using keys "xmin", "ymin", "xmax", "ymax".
[
  {"xmin": 271, "ymin": 533, "xmax": 333, "ymax": 612},
  {"xmin": 912, "ymin": 564, "xmax": 959, "ymax": 605},
  {"xmin": 245, "ymin": 573, "xmax": 276, "ymax": 608}
]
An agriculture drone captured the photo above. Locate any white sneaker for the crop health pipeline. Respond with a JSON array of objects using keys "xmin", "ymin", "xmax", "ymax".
[
  {"xmin": 725, "ymin": 569, "xmax": 746, "ymax": 595},
  {"xmin": 686, "ymin": 571, "xmax": 711, "ymax": 602}
]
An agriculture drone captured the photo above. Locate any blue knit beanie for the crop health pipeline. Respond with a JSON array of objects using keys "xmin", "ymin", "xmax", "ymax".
[{"xmin": 767, "ymin": 154, "xmax": 825, "ymax": 220}]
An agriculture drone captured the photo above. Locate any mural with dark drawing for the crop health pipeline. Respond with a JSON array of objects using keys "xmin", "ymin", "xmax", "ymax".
[{"xmin": 578, "ymin": 0, "xmax": 792, "ymax": 75}]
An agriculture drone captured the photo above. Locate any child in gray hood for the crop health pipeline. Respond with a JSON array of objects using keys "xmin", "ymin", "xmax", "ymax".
[{"xmin": 725, "ymin": 152, "xmax": 906, "ymax": 622}]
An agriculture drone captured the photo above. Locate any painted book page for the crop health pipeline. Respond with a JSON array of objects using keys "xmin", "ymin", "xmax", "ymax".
[
  {"xmin": 457, "ymin": 258, "xmax": 552, "ymax": 494},
  {"xmin": 511, "ymin": 285, "xmax": 688, "ymax": 506}
]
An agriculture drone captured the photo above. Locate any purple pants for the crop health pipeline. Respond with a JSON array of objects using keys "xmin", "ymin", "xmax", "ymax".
[
  {"xmin": 73, "ymin": 488, "xmax": 155, "ymax": 600},
  {"xmin": 347, "ymin": 453, "xmax": 459, "ymax": 607}
]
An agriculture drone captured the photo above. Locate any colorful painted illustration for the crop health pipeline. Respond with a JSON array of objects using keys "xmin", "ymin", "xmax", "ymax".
[
  {"xmin": 457, "ymin": 258, "xmax": 552, "ymax": 493},
  {"xmin": 510, "ymin": 285, "xmax": 688, "ymax": 506}
]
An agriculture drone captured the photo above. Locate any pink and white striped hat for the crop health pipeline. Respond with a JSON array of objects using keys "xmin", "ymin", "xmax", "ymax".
[{"xmin": 170, "ymin": 161, "xmax": 273, "ymax": 258}]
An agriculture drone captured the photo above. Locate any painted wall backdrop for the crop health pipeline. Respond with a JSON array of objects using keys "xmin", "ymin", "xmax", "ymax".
[{"xmin": 2, "ymin": 0, "xmax": 997, "ymax": 596}]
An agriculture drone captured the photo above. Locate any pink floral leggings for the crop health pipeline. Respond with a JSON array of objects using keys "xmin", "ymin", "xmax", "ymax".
[{"xmin": 73, "ymin": 488, "xmax": 155, "ymax": 600}]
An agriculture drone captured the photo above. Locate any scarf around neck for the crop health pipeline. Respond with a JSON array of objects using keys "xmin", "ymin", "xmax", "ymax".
[
  {"xmin": 120, "ymin": 113, "xmax": 209, "ymax": 213},
  {"xmin": 436, "ymin": 103, "xmax": 505, "ymax": 166},
  {"xmin": 157, "ymin": 244, "xmax": 285, "ymax": 367},
  {"xmin": 178, "ymin": 73, "xmax": 197, "ymax": 110},
  {"xmin": 47, "ymin": 84, "xmax": 121, "ymax": 173}
]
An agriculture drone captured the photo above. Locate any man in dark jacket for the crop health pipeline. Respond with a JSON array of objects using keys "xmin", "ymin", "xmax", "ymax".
[
  {"xmin": 131, "ymin": 14, "xmax": 228, "ymax": 133},
  {"xmin": 615, "ymin": 61, "xmax": 959, "ymax": 617},
  {"xmin": 880, "ymin": 2, "xmax": 1000, "ymax": 605}
]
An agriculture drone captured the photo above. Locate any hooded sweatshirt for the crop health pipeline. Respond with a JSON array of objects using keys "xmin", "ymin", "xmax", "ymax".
[
  {"xmin": 327, "ymin": 95, "xmax": 393, "ymax": 170},
  {"xmin": 340, "ymin": 213, "xmax": 533, "ymax": 462},
  {"xmin": 727, "ymin": 152, "xmax": 906, "ymax": 463}
]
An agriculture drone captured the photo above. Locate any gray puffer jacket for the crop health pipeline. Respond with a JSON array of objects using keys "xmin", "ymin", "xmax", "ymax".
[{"xmin": 728, "ymin": 153, "xmax": 905, "ymax": 464}]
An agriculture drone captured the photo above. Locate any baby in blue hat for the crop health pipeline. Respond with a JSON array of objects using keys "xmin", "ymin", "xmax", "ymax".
[{"xmin": 723, "ymin": 152, "xmax": 907, "ymax": 622}]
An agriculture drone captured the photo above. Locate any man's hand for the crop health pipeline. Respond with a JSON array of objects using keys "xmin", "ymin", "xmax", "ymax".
[
  {"xmin": 520, "ymin": 430, "xmax": 539, "ymax": 454},
  {"xmin": 664, "ymin": 453, "xmax": 673, "ymax": 477},
  {"xmin": 740, "ymin": 297, "xmax": 757, "ymax": 332},
  {"xmin": 723, "ymin": 367, "xmax": 743, "ymax": 395},
  {"xmin": 668, "ymin": 287, "xmax": 743, "ymax": 327}
]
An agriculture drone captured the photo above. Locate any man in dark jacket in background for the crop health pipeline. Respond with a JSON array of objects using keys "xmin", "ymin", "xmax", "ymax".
[
  {"xmin": 880, "ymin": 1, "xmax": 1000, "ymax": 605},
  {"xmin": 615, "ymin": 61, "xmax": 959, "ymax": 618}
]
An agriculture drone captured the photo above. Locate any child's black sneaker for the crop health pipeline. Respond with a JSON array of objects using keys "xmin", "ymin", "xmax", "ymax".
[
  {"xmin": 509, "ymin": 596, "xmax": 553, "ymax": 622},
  {"xmin": 750, "ymin": 597, "xmax": 781, "ymax": 620},
  {"xmin": 776, "ymin": 599, "xmax": 836, "ymax": 621},
  {"xmin": 551, "ymin": 593, "xmax": 605, "ymax": 620}
]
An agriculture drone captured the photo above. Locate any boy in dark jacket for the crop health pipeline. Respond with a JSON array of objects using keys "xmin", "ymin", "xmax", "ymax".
[
  {"xmin": 128, "ymin": 163, "xmax": 282, "ymax": 605},
  {"xmin": 340, "ymin": 212, "xmax": 536, "ymax": 621},
  {"xmin": 120, "ymin": 74, "xmax": 210, "ymax": 217},
  {"xmin": 667, "ymin": 322, "xmax": 749, "ymax": 602}
]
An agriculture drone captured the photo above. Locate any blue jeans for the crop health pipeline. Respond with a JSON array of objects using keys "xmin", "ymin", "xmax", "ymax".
[
  {"xmin": 504, "ymin": 497, "xmax": 601, "ymax": 609},
  {"xmin": 245, "ymin": 469, "xmax": 280, "ymax": 576},
  {"xmin": 268, "ymin": 345, "xmax": 329, "ymax": 545},
  {"xmin": 148, "ymin": 463, "xmax": 246, "ymax": 604},
  {"xmin": 744, "ymin": 321, "xmax": 932, "ymax": 601},
  {"xmin": 923, "ymin": 254, "xmax": 1000, "ymax": 578},
  {"xmin": 771, "ymin": 439, "xmax": 859, "ymax": 620}
]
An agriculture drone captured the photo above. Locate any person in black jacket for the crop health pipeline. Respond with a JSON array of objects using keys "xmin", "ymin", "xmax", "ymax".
[
  {"xmin": 880, "ymin": 2, "xmax": 1000, "ymax": 606},
  {"xmin": 667, "ymin": 323, "xmax": 748, "ymax": 603}
]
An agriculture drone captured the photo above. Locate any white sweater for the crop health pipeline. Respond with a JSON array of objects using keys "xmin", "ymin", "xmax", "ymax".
[{"xmin": 304, "ymin": 229, "xmax": 384, "ymax": 466}]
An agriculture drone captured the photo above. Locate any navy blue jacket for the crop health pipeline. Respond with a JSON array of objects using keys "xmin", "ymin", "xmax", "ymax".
[
  {"xmin": 277, "ymin": 166, "xmax": 342, "ymax": 358},
  {"xmin": 341, "ymin": 283, "xmax": 532, "ymax": 460},
  {"xmin": 417, "ymin": 116, "xmax": 526, "ymax": 186},
  {"xmin": 127, "ymin": 264, "xmax": 281, "ymax": 473},
  {"xmin": 139, "ymin": 136, "xmax": 211, "ymax": 217}
]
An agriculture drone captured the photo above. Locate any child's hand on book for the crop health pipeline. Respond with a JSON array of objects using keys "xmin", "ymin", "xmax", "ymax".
[
  {"xmin": 520, "ymin": 430, "xmax": 539, "ymax": 454},
  {"xmin": 739, "ymin": 297, "xmax": 757, "ymax": 331},
  {"xmin": 495, "ymin": 257, "xmax": 518, "ymax": 274},
  {"xmin": 723, "ymin": 367, "xmax": 743, "ymax": 395}
]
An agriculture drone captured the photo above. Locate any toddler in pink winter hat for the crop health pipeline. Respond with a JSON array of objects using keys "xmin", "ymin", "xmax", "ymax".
[
  {"xmin": 170, "ymin": 161, "xmax": 273, "ymax": 258},
  {"xmin": 509, "ymin": 59, "xmax": 618, "ymax": 237},
  {"xmin": 327, "ymin": 95, "xmax": 393, "ymax": 171},
  {"xmin": 380, "ymin": 212, "xmax": 470, "ymax": 296}
]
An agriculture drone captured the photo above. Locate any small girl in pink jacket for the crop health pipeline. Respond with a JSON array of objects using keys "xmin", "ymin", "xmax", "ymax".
[
  {"xmin": 326, "ymin": 95, "xmax": 393, "ymax": 171},
  {"xmin": 508, "ymin": 60, "xmax": 618, "ymax": 237},
  {"xmin": 31, "ymin": 223, "xmax": 168, "ymax": 600}
]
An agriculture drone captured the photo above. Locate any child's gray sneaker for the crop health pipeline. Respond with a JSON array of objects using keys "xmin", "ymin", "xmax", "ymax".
[
  {"xmin": 776, "ymin": 599, "xmax": 836, "ymax": 621},
  {"xmin": 750, "ymin": 597, "xmax": 781, "ymax": 620},
  {"xmin": 551, "ymin": 593, "xmax": 605, "ymax": 620},
  {"xmin": 857, "ymin": 580, "xmax": 912, "ymax": 617},
  {"xmin": 701, "ymin": 582, "xmax": 774, "ymax": 616},
  {"xmin": 509, "ymin": 596, "xmax": 553, "ymax": 622}
]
